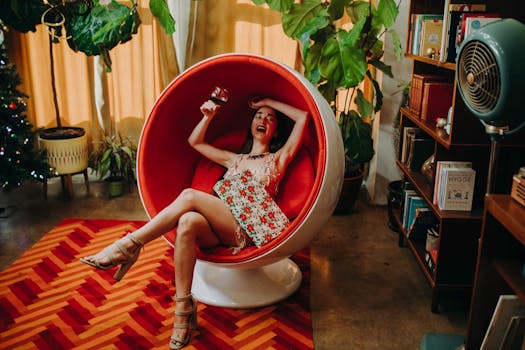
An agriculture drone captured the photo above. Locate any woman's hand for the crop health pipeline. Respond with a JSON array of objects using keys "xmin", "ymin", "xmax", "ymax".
[
  {"xmin": 248, "ymin": 96, "xmax": 268, "ymax": 110},
  {"xmin": 200, "ymin": 100, "xmax": 220, "ymax": 119}
]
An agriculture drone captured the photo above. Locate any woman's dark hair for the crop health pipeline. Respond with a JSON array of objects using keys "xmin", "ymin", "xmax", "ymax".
[{"xmin": 239, "ymin": 107, "xmax": 291, "ymax": 154}]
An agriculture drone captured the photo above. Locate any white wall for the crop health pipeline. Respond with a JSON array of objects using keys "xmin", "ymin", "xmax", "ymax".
[{"xmin": 365, "ymin": 0, "xmax": 411, "ymax": 205}]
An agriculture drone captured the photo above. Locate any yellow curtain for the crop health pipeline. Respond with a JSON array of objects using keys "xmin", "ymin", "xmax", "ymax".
[{"xmin": 5, "ymin": 0, "xmax": 298, "ymax": 146}]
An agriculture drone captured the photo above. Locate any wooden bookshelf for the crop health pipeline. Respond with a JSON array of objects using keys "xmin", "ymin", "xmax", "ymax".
[
  {"xmin": 397, "ymin": 0, "xmax": 525, "ymax": 313},
  {"xmin": 465, "ymin": 195, "xmax": 525, "ymax": 349}
]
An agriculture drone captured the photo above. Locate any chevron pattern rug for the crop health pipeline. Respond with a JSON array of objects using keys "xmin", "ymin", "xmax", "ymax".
[{"xmin": 0, "ymin": 218, "xmax": 313, "ymax": 349}]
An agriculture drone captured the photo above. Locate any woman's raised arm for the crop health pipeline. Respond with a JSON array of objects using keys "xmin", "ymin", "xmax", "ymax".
[{"xmin": 188, "ymin": 100, "xmax": 236, "ymax": 168}]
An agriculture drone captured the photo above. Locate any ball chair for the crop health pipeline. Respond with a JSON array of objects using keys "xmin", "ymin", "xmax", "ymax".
[{"xmin": 137, "ymin": 53, "xmax": 344, "ymax": 308}]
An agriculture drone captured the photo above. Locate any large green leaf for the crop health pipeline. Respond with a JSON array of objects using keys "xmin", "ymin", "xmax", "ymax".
[
  {"xmin": 368, "ymin": 57, "xmax": 393, "ymax": 78},
  {"xmin": 377, "ymin": 0, "xmax": 398, "ymax": 28},
  {"xmin": 389, "ymin": 29, "xmax": 402, "ymax": 60},
  {"xmin": 68, "ymin": 0, "xmax": 140, "ymax": 70},
  {"xmin": 354, "ymin": 89, "xmax": 372, "ymax": 118},
  {"xmin": 282, "ymin": 0, "xmax": 327, "ymax": 39},
  {"xmin": 343, "ymin": 111, "xmax": 374, "ymax": 163},
  {"xmin": 318, "ymin": 26, "xmax": 367, "ymax": 89},
  {"xmin": 252, "ymin": 0, "xmax": 294, "ymax": 13},
  {"xmin": 327, "ymin": 0, "xmax": 351, "ymax": 21},
  {"xmin": 150, "ymin": 0, "xmax": 175, "ymax": 35},
  {"xmin": 366, "ymin": 71, "xmax": 384, "ymax": 113},
  {"xmin": 346, "ymin": 0, "xmax": 370, "ymax": 24}
]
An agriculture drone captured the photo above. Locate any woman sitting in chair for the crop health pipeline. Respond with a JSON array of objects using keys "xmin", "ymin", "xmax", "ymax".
[{"xmin": 80, "ymin": 94, "xmax": 308, "ymax": 349}]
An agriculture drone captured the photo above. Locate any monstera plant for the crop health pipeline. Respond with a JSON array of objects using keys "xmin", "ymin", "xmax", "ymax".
[
  {"xmin": 252, "ymin": 0, "xmax": 402, "ymax": 211},
  {"xmin": 253, "ymin": 0, "xmax": 402, "ymax": 175}
]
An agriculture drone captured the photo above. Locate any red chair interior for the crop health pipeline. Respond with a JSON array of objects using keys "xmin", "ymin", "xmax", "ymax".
[{"xmin": 137, "ymin": 54, "xmax": 326, "ymax": 263}]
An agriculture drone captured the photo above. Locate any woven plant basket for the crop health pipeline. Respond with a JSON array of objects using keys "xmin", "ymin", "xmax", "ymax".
[{"xmin": 38, "ymin": 134, "xmax": 89, "ymax": 174}]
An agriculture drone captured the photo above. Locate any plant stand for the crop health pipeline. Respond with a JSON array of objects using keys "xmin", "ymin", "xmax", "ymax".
[{"xmin": 38, "ymin": 133, "xmax": 89, "ymax": 196}]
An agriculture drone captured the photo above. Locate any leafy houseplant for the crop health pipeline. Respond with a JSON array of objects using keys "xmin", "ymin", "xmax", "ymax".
[
  {"xmin": 89, "ymin": 134, "xmax": 137, "ymax": 197},
  {"xmin": 0, "ymin": 0, "xmax": 173, "ymax": 182},
  {"xmin": 252, "ymin": 0, "xmax": 402, "ymax": 212},
  {"xmin": 252, "ymin": 0, "xmax": 402, "ymax": 176}
]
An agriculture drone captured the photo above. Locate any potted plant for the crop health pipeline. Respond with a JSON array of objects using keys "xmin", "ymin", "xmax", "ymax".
[
  {"xmin": 252, "ymin": 0, "xmax": 402, "ymax": 212},
  {"xmin": 89, "ymin": 133, "xmax": 137, "ymax": 197},
  {"xmin": 0, "ymin": 0, "xmax": 174, "ymax": 179}
]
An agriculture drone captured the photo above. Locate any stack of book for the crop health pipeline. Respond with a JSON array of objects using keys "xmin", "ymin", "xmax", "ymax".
[
  {"xmin": 408, "ymin": 74, "xmax": 452, "ymax": 121},
  {"xmin": 433, "ymin": 161, "xmax": 476, "ymax": 211},
  {"xmin": 401, "ymin": 186, "xmax": 436, "ymax": 239},
  {"xmin": 438, "ymin": 2, "xmax": 497, "ymax": 63}
]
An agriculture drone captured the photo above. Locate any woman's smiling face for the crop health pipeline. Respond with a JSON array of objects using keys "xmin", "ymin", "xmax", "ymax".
[{"xmin": 251, "ymin": 106, "xmax": 278, "ymax": 143}]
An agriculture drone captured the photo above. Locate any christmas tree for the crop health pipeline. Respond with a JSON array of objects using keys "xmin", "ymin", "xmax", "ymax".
[{"xmin": 0, "ymin": 35, "xmax": 54, "ymax": 191}]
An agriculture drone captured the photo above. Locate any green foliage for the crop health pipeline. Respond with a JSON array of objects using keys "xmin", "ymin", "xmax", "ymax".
[
  {"xmin": 67, "ymin": 0, "xmax": 141, "ymax": 71},
  {"xmin": 89, "ymin": 134, "xmax": 137, "ymax": 181},
  {"xmin": 0, "ymin": 42, "xmax": 54, "ymax": 191},
  {"xmin": 0, "ymin": 0, "xmax": 176, "ymax": 71},
  {"xmin": 253, "ymin": 0, "xmax": 402, "ymax": 168}
]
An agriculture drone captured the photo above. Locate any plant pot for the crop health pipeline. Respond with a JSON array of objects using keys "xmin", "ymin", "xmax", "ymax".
[
  {"xmin": 105, "ymin": 176, "xmax": 125, "ymax": 198},
  {"xmin": 333, "ymin": 171, "xmax": 365, "ymax": 215},
  {"xmin": 38, "ymin": 127, "xmax": 88, "ymax": 174},
  {"xmin": 387, "ymin": 180, "xmax": 404, "ymax": 232}
]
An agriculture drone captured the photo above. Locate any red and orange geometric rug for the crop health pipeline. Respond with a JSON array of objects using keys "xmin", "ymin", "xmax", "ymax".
[{"xmin": 0, "ymin": 218, "xmax": 313, "ymax": 349}]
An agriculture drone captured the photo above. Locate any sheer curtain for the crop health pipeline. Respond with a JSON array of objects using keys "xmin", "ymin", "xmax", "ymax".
[{"xmin": 5, "ymin": 0, "xmax": 298, "ymax": 147}]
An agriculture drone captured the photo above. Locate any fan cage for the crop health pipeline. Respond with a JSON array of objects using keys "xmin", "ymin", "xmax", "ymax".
[{"xmin": 458, "ymin": 40, "xmax": 501, "ymax": 114}]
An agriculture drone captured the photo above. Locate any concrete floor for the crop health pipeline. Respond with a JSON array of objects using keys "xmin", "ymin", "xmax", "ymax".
[{"xmin": 0, "ymin": 175, "xmax": 469, "ymax": 349}]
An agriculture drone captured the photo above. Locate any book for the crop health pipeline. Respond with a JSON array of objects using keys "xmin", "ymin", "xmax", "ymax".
[
  {"xmin": 438, "ymin": 167, "xmax": 476, "ymax": 211},
  {"xmin": 420, "ymin": 81, "xmax": 454, "ymax": 122},
  {"xmin": 481, "ymin": 295, "xmax": 525, "ymax": 349},
  {"xmin": 410, "ymin": 14, "xmax": 443, "ymax": 55},
  {"xmin": 439, "ymin": 3, "xmax": 486, "ymax": 62},
  {"xmin": 400, "ymin": 127, "xmax": 420, "ymax": 164},
  {"xmin": 462, "ymin": 15, "xmax": 501, "ymax": 41},
  {"xmin": 425, "ymin": 225, "xmax": 439, "ymax": 252},
  {"xmin": 404, "ymin": 196, "xmax": 428, "ymax": 231},
  {"xmin": 433, "ymin": 161, "xmax": 472, "ymax": 205},
  {"xmin": 453, "ymin": 13, "xmax": 500, "ymax": 61},
  {"xmin": 409, "ymin": 74, "xmax": 450, "ymax": 116},
  {"xmin": 418, "ymin": 18, "xmax": 443, "ymax": 59},
  {"xmin": 406, "ymin": 137, "xmax": 434, "ymax": 173},
  {"xmin": 401, "ymin": 189, "xmax": 418, "ymax": 229},
  {"xmin": 408, "ymin": 207, "xmax": 436, "ymax": 240}
]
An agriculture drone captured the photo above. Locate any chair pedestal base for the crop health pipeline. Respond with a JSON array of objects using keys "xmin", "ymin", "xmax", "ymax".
[{"xmin": 191, "ymin": 258, "xmax": 302, "ymax": 309}]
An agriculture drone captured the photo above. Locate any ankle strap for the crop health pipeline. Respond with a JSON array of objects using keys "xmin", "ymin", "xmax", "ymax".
[
  {"xmin": 127, "ymin": 233, "xmax": 144, "ymax": 248},
  {"xmin": 175, "ymin": 294, "xmax": 192, "ymax": 302}
]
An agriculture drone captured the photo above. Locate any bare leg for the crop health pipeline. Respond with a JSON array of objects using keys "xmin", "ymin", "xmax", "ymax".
[
  {"xmin": 82, "ymin": 188, "xmax": 239, "ymax": 265},
  {"xmin": 171, "ymin": 211, "xmax": 216, "ymax": 347}
]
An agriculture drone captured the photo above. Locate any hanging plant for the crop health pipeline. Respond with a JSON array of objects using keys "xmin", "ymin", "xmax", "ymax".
[{"xmin": 0, "ymin": 0, "xmax": 176, "ymax": 71}]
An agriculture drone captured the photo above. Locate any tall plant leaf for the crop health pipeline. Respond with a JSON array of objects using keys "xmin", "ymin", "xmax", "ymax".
[
  {"xmin": 344, "ymin": 111, "xmax": 374, "ymax": 164},
  {"xmin": 319, "ymin": 26, "xmax": 367, "ymax": 88},
  {"xmin": 68, "ymin": 0, "xmax": 140, "ymax": 71},
  {"xmin": 282, "ymin": 0, "xmax": 327, "ymax": 39},
  {"xmin": 150, "ymin": 0, "xmax": 175, "ymax": 35},
  {"xmin": 345, "ymin": 0, "xmax": 370, "ymax": 24},
  {"xmin": 377, "ymin": 0, "xmax": 398, "ymax": 28},
  {"xmin": 252, "ymin": 0, "xmax": 294, "ymax": 13},
  {"xmin": 327, "ymin": 0, "xmax": 351, "ymax": 20}
]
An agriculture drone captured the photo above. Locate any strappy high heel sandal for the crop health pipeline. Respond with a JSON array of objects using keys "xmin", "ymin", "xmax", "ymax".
[
  {"xmin": 170, "ymin": 294, "xmax": 198, "ymax": 349},
  {"xmin": 79, "ymin": 233, "xmax": 144, "ymax": 281}
]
